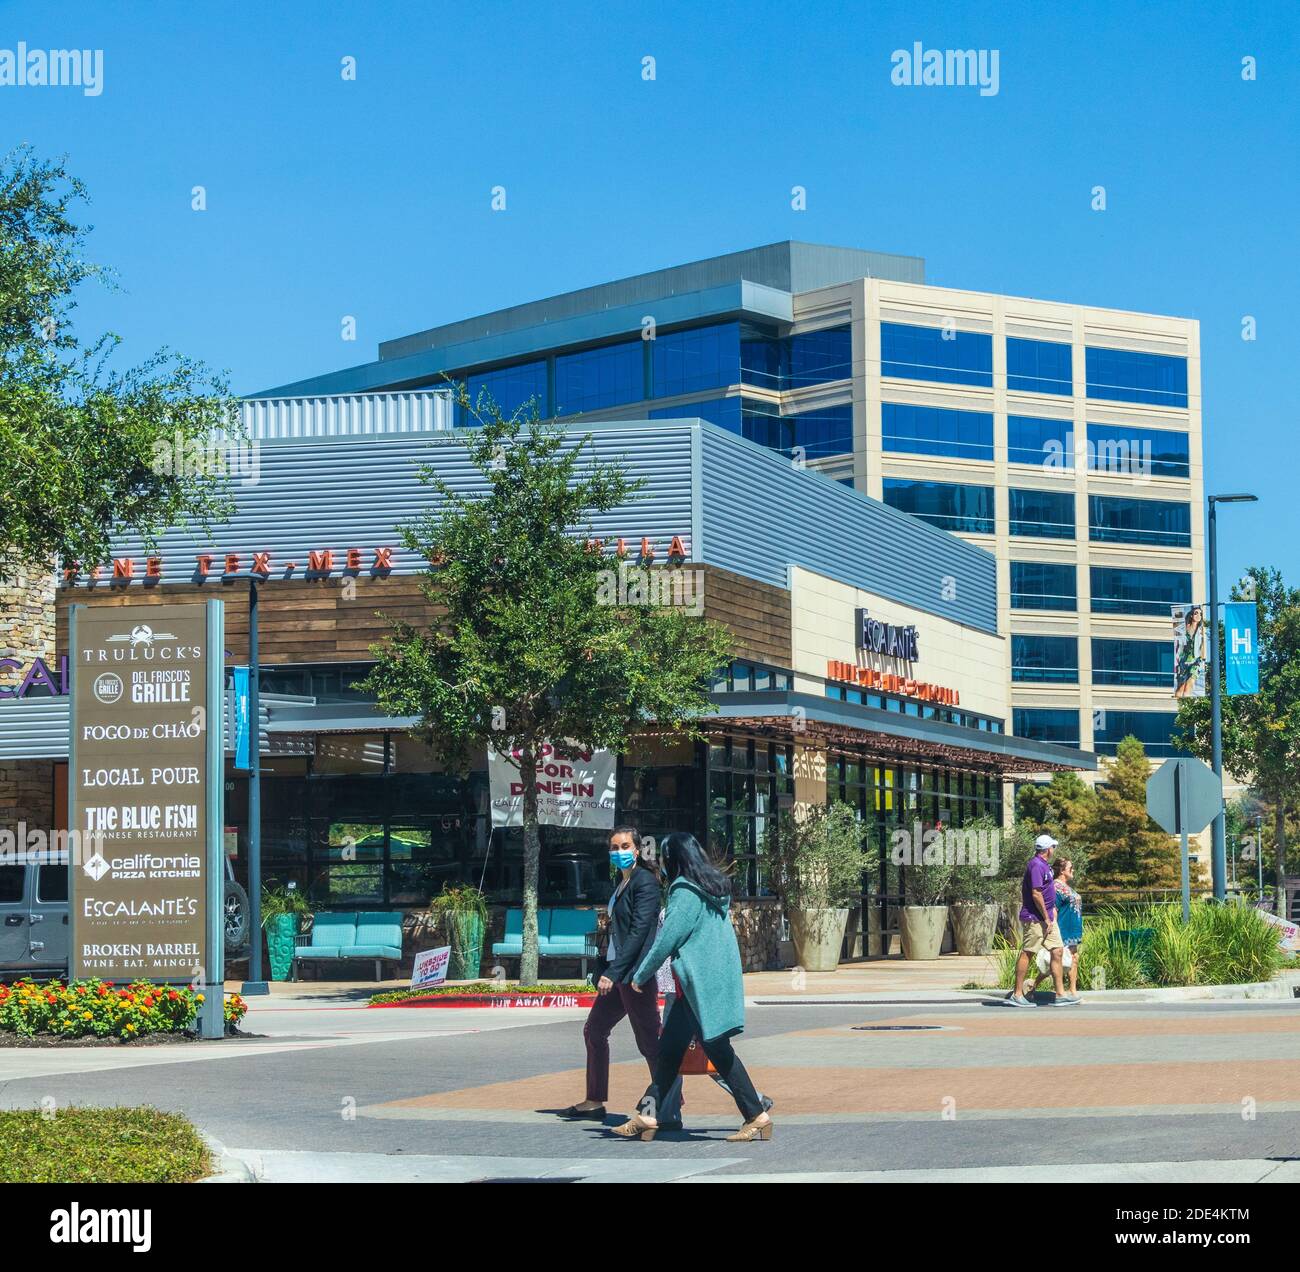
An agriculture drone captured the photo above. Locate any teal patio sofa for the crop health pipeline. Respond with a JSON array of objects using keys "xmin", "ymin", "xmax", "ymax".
[
  {"xmin": 293, "ymin": 911, "xmax": 404, "ymax": 981},
  {"xmin": 491, "ymin": 908, "xmax": 600, "ymax": 977}
]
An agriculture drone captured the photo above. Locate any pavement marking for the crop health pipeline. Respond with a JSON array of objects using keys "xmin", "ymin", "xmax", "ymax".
[
  {"xmin": 791, "ymin": 1010, "xmax": 1300, "ymax": 1039},
  {"xmin": 686, "ymin": 1158, "xmax": 1300, "ymax": 1184},
  {"xmin": 366, "ymin": 1051, "xmax": 1300, "ymax": 1119},
  {"xmin": 221, "ymin": 1148, "xmax": 749, "ymax": 1184},
  {"xmin": 211, "ymin": 1149, "xmax": 1300, "ymax": 1184},
  {"xmin": 0, "ymin": 1028, "xmax": 480, "ymax": 1082},
  {"xmin": 359, "ymin": 1101, "xmax": 1300, "ymax": 1126}
]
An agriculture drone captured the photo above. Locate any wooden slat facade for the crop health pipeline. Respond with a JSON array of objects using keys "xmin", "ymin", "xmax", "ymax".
[
  {"xmin": 55, "ymin": 575, "xmax": 436, "ymax": 665},
  {"xmin": 55, "ymin": 564, "xmax": 794, "ymax": 670},
  {"xmin": 700, "ymin": 565, "xmax": 792, "ymax": 668}
]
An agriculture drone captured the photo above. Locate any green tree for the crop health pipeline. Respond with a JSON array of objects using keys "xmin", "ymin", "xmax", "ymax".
[
  {"xmin": 0, "ymin": 147, "xmax": 234, "ymax": 581},
  {"xmin": 1015, "ymin": 770, "xmax": 1097, "ymax": 847},
  {"xmin": 1175, "ymin": 567, "xmax": 1300, "ymax": 913},
  {"xmin": 363, "ymin": 399, "xmax": 733, "ymax": 983},
  {"xmin": 1083, "ymin": 736, "xmax": 1181, "ymax": 890}
]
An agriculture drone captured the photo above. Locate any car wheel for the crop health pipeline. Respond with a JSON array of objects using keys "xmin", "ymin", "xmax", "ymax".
[{"xmin": 223, "ymin": 880, "xmax": 251, "ymax": 956}]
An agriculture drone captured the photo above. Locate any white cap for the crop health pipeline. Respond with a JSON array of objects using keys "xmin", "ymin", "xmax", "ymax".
[{"xmin": 1035, "ymin": 833, "xmax": 1058, "ymax": 852}]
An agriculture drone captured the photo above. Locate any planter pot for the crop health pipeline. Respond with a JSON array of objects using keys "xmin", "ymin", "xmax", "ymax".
[
  {"xmin": 900, "ymin": 905, "xmax": 949, "ymax": 961},
  {"xmin": 788, "ymin": 907, "xmax": 850, "ymax": 972},
  {"xmin": 448, "ymin": 913, "xmax": 485, "ymax": 981},
  {"xmin": 950, "ymin": 901, "xmax": 1000, "ymax": 956},
  {"xmin": 265, "ymin": 913, "xmax": 299, "ymax": 982}
]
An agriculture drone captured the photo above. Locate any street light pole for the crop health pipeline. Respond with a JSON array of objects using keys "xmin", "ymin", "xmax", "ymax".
[
  {"xmin": 1206, "ymin": 494, "xmax": 1257, "ymax": 902},
  {"xmin": 1208, "ymin": 499, "xmax": 1225, "ymax": 900},
  {"xmin": 1257, "ymin": 813, "xmax": 1264, "ymax": 901},
  {"xmin": 241, "ymin": 575, "xmax": 267, "ymax": 994}
]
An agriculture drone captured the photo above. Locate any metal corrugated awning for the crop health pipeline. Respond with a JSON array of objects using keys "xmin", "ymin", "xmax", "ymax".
[
  {"xmin": 264, "ymin": 704, "xmax": 421, "ymax": 733},
  {"xmin": 262, "ymin": 692, "xmax": 1094, "ymax": 775},
  {"xmin": 699, "ymin": 691, "xmax": 1096, "ymax": 775},
  {"xmin": 0, "ymin": 692, "xmax": 304, "ymax": 759}
]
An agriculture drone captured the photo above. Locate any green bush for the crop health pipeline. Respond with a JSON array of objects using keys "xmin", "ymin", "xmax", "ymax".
[
  {"xmin": 994, "ymin": 901, "xmax": 1289, "ymax": 990},
  {"xmin": 0, "ymin": 1107, "xmax": 211, "ymax": 1183},
  {"xmin": 0, "ymin": 978, "xmax": 246, "ymax": 1040},
  {"xmin": 763, "ymin": 802, "xmax": 872, "ymax": 910}
]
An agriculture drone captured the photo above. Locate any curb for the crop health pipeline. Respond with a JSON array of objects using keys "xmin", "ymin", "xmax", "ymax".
[
  {"xmin": 198, "ymin": 1134, "xmax": 258, "ymax": 1184},
  {"xmin": 956, "ymin": 970, "xmax": 1300, "ymax": 1004},
  {"xmin": 370, "ymin": 992, "xmax": 600, "ymax": 1009}
]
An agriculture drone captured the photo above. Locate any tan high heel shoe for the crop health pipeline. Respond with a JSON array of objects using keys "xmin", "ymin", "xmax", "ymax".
[
  {"xmin": 609, "ymin": 1114, "xmax": 658, "ymax": 1142},
  {"xmin": 726, "ymin": 1114, "xmax": 773, "ymax": 1142}
]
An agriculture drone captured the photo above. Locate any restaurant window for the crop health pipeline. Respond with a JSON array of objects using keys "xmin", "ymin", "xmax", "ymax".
[{"xmin": 708, "ymin": 736, "xmax": 793, "ymax": 898}]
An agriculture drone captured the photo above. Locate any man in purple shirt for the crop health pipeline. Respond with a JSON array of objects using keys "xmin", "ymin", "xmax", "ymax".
[{"xmin": 1009, "ymin": 834, "xmax": 1079, "ymax": 1007}]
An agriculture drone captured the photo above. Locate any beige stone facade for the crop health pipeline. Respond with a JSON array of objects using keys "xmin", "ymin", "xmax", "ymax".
[
  {"xmin": 0, "ymin": 567, "xmax": 56, "ymax": 692},
  {"xmin": 0, "ymin": 568, "xmax": 57, "ymax": 832}
]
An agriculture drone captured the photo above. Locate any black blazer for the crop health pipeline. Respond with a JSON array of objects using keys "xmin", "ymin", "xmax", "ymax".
[{"xmin": 602, "ymin": 865, "xmax": 662, "ymax": 984}]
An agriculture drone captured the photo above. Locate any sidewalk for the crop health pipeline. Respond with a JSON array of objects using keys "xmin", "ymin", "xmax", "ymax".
[
  {"xmin": 225, "ymin": 954, "xmax": 1000, "ymax": 1002},
  {"xmin": 743, "ymin": 955, "xmax": 998, "ymax": 998}
]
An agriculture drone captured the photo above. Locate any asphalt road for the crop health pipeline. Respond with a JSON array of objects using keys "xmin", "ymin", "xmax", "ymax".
[{"xmin": 3, "ymin": 996, "xmax": 1299, "ymax": 1181}]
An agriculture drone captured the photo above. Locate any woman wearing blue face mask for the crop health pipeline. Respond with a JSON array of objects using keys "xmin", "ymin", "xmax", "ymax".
[{"xmin": 560, "ymin": 826, "xmax": 682, "ymax": 1126}]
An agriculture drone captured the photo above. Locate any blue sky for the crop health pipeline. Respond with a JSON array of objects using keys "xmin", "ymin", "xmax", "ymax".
[{"xmin": 5, "ymin": 0, "xmax": 1295, "ymax": 586}]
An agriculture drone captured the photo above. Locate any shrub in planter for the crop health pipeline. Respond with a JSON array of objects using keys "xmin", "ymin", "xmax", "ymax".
[
  {"xmin": 900, "ymin": 856, "xmax": 954, "ymax": 961},
  {"xmin": 945, "ymin": 816, "xmax": 1012, "ymax": 956},
  {"xmin": 430, "ymin": 884, "xmax": 490, "ymax": 980},
  {"xmin": 262, "ymin": 883, "xmax": 312, "ymax": 982},
  {"xmin": 763, "ymin": 803, "xmax": 872, "ymax": 972}
]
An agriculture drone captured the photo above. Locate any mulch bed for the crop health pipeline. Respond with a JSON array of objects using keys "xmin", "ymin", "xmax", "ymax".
[{"xmin": 0, "ymin": 1029, "xmax": 264, "ymax": 1048}]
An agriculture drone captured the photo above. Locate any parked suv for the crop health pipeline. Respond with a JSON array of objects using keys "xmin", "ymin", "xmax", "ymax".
[
  {"xmin": 0, "ymin": 856, "xmax": 70, "ymax": 980},
  {"xmin": 0, "ymin": 857, "xmax": 251, "ymax": 981}
]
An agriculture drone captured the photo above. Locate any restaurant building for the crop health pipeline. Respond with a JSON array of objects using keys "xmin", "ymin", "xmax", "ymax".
[{"xmin": 0, "ymin": 395, "xmax": 1093, "ymax": 966}]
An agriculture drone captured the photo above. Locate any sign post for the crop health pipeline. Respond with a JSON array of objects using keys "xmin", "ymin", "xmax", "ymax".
[
  {"xmin": 68, "ymin": 601, "xmax": 225, "ymax": 1039},
  {"xmin": 1146, "ymin": 757, "xmax": 1224, "ymax": 923}
]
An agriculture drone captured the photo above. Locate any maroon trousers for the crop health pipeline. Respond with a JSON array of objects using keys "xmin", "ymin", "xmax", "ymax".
[{"xmin": 584, "ymin": 983, "xmax": 663, "ymax": 1102}]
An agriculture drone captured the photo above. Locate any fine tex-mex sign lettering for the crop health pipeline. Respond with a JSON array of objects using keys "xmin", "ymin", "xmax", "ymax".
[{"xmin": 60, "ymin": 534, "xmax": 691, "ymax": 586}]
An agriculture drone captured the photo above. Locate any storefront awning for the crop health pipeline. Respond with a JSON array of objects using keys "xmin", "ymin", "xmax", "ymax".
[{"xmin": 697, "ymin": 691, "xmax": 1096, "ymax": 776}]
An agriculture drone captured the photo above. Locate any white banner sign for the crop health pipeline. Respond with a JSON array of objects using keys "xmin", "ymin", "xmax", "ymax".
[
  {"xmin": 488, "ymin": 741, "xmax": 617, "ymax": 830},
  {"xmin": 1256, "ymin": 908, "xmax": 1300, "ymax": 952},
  {"xmin": 411, "ymin": 945, "xmax": 451, "ymax": 988}
]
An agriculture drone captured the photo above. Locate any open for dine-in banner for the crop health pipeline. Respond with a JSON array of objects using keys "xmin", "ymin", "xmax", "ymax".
[{"xmin": 488, "ymin": 742, "xmax": 617, "ymax": 830}]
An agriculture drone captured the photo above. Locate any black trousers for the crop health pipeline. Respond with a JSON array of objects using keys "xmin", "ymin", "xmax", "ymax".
[{"xmin": 641, "ymin": 995, "xmax": 764, "ymax": 1123}]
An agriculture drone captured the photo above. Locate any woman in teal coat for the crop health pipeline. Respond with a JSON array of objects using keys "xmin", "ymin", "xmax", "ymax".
[{"xmin": 610, "ymin": 832, "xmax": 772, "ymax": 1144}]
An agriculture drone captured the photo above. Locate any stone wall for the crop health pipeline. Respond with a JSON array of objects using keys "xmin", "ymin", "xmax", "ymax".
[
  {"xmin": 0, "ymin": 567, "xmax": 56, "ymax": 692},
  {"xmin": 732, "ymin": 898, "xmax": 784, "ymax": 971},
  {"xmin": 0, "ymin": 760, "xmax": 56, "ymax": 833}
]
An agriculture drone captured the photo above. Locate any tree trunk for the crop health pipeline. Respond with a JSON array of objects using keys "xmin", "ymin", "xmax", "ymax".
[
  {"xmin": 519, "ymin": 746, "xmax": 541, "ymax": 985},
  {"xmin": 1275, "ymin": 804, "xmax": 1289, "ymax": 919}
]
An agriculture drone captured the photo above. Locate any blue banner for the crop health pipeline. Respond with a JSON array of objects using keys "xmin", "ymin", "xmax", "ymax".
[
  {"xmin": 232, "ymin": 665, "xmax": 251, "ymax": 769},
  {"xmin": 1224, "ymin": 602, "xmax": 1260, "ymax": 696}
]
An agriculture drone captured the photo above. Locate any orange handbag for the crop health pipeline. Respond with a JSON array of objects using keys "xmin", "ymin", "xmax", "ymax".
[{"xmin": 679, "ymin": 1036, "xmax": 712, "ymax": 1075}]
